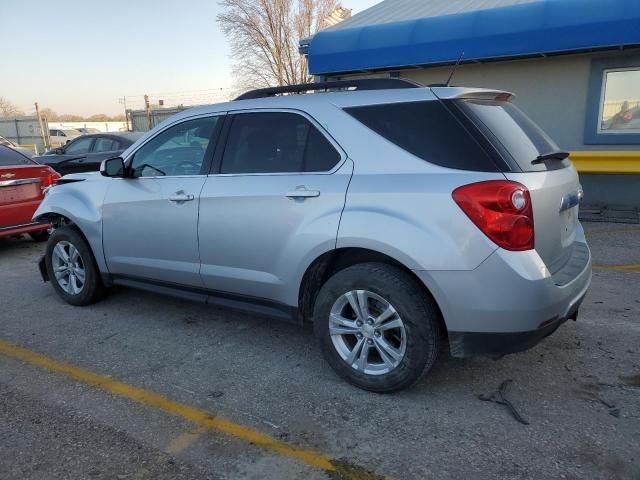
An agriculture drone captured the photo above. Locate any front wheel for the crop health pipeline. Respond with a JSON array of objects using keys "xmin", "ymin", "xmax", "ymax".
[
  {"xmin": 45, "ymin": 227, "xmax": 105, "ymax": 306},
  {"xmin": 314, "ymin": 263, "xmax": 441, "ymax": 393}
]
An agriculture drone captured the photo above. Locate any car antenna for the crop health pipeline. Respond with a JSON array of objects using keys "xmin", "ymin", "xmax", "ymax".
[{"xmin": 445, "ymin": 52, "xmax": 465, "ymax": 87}]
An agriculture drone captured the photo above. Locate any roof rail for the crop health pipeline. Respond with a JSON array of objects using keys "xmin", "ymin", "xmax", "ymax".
[{"xmin": 234, "ymin": 78, "xmax": 423, "ymax": 100}]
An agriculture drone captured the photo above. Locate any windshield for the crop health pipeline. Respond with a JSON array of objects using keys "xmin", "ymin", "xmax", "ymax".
[{"xmin": 458, "ymin": 100, "xmax": 569, "ymax": 172}]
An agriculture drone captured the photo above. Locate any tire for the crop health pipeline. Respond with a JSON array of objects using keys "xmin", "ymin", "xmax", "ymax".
[
  {"xmin": 29, "ymin": 229, "xmax": 50, "ymax": 242},
  {"xmin": 314, "ymin": 262, "xmax": 440, "ymax": 392},
  {"xmin": 45, "ymin": 226, "xmax": 105, "ymax": 306}
]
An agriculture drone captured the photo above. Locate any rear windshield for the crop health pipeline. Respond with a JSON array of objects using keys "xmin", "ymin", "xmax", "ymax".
[
  {"xmin": 0, "ymin": 145, "xmax": 35, "ymax": 166},
  {"xmin": 344, "ymin": 100, "xmax": 501, "ymax": 172},
  {"xmin": 457, "ymin": 100, "xmax": 569, "ymax": 172}
]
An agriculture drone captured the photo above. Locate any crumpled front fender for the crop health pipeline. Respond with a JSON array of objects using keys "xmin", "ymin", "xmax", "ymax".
[{"xmin": 33, "ymin": 178, "xmax": 110, "ymax": 273}]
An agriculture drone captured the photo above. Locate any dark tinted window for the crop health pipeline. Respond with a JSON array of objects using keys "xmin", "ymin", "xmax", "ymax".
[
  {"xmin": 221, "ymin": 112, "xmax": 340, "ymax": 174},
  {"xmin": 0, "ymin": 145, "xmax": 35, "ymax": 166},
  {"xmin": 344, "ymin": 100, "xmax": 499, "ymax": 172},
  {"xmin": 65, "ymin": 137, "xmax": 92, "ymax": 155},
  {"xmin": 93, "ymin": 137, "xmax": 119, "ymax": 152},
  {"xmin": 458, "ymin": 100, "xmax": 567, "ymax": 172}
]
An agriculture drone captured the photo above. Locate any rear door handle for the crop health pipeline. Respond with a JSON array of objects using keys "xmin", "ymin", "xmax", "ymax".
[
  {"xmin": 169, "ymin": 192, "xmax": 195, "ymax": 202},
  {"xmin": 286, "ymin": 187, "xmax": 320, "ymax": 199}
]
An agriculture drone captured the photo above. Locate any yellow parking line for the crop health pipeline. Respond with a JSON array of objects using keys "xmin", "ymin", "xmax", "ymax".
[
  {"xmin": 165, "ymin": 426, "xmax": 207, "ymax": 455},
  {"xmin": 593, "ymin": 263, "xmax": 640, "ymax": 273},
  {"xmin": 585, "ymin": 227, "xmax": 640, "ymax": 237},
  {"xmin": 0, "ymin": 340, "xmax": 340, "ymax": 472}
]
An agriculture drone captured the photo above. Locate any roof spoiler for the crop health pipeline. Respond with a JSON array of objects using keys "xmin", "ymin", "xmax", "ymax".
[{"xmin": 430, "ymin": 87, "xmax": 515, "ymax": 102}]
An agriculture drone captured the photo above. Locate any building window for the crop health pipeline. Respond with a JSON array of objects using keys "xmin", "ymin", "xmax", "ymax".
[
  {"xmin": 598, "ymin": 69, "xmax": 640, "ymax": 134},
  {"xmin": 585, "ymin": 55, "xmax": 640, "ymax": 145}
]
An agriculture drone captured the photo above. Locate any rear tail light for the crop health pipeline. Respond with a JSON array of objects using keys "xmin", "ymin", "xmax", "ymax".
[
  {"xmin": 452, "ymin": 180, "xmax": 534, "ymax": 251},
  {"xmin": 41, "ymin": 171, "xmax": 61, "ymax": 190}
]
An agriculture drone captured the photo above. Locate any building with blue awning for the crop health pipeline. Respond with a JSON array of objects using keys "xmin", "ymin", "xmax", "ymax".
[{"xmin": 302, "ymin": 0, "xmax": 640, "ymax": 212}]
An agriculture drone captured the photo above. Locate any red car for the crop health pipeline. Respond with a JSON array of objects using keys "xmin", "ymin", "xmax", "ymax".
[{"xmin": 0, "ymin": 144, "xmax": 61, "ymax": 241}]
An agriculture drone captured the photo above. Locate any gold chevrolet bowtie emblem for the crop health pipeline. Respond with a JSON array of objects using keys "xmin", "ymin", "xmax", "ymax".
[{"xmin": 0, "ymin": 173, "xmax": 16, "ymax": 179}]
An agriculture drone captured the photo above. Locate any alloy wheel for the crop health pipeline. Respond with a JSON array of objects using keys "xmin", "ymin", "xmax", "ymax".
[
  {"xmin": 51, "ymin": 240, "xmax": 86, "ymax": 295},
  {"xmin": 329, "ymin": 290, "xmax": 407, "ymax": 375}
]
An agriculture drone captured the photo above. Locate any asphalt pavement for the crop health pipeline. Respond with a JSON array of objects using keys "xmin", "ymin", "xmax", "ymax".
[{"xmin": 0, "ymin": 222, "xmax": 638, "ymax": 480}]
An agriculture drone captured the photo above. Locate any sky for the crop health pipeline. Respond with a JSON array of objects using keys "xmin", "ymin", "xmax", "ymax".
[
  {"xmin": 0, "ymin": 0, "xmax": 380, "ymax": 116},
  {"xmin": 603, "ymin": 70, "xmax": 640, "ymax": 102}
]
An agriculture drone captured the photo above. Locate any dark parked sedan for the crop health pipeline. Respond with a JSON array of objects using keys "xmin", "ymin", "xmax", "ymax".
[{"xmin": 35, "ymin": 132, "xmax": 142, "ymax": 175}]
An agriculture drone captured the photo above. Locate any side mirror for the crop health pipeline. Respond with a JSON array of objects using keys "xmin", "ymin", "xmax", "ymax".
[
  {"xmin": 55, "ymin": 148, "xmax": 64, "ymax": 155},
  {"xmin": 100, "ymin": 157, "xmax": 126, "ymax": 177}
]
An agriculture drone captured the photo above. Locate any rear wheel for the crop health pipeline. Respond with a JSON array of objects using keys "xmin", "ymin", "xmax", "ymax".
[
  {"xmin": 45, "ymin": 227, "xmax": 105, "ymax": 306},
  {"xmin": 314, "ymin": 263, "xmax": 440, "ymax": 392}
]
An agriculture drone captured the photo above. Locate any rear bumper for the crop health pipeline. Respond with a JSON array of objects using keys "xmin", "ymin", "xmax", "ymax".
[
  {"xmin": 447, "ymin": 294, "xmax": 584, "ymax": 357},
  {"xmin": 414, "ymin": 234, "xmax": 592, "ymax": 358},
  {"xmin": 0, "ymin": 222, "xmax": 49, "ymax": 238}
]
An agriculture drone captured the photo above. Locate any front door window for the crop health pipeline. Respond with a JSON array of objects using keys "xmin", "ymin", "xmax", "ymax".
[{"xmin": 130, "ymin": 117, "xmax": 220, "ymax": 177}]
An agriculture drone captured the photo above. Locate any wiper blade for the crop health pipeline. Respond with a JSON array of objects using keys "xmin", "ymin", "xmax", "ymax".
[{"xmin": 531, "ymin": 151, "xmax": 570, "ymax": 165}]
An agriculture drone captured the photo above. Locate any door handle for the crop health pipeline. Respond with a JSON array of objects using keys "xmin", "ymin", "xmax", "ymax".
[
  {"xmin": 286, "ymin": 186, "xmax": 320, "ymax": 199},
  {"xmin": 169, "ymin": 192, "xmax": 195, "ymax": 202}
]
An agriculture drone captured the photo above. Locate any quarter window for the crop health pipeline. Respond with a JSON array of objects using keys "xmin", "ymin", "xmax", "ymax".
[
  {"xmin": 220, "ymin": 112, "xmax": 341, "ymax": 174},
  {"xmin": 344, "ymin": 101, "xmax": 499, "ymax": 172},
  {"xmin": 130, "ymin": 116, "xmax": 220, "ymax": 177},
  {"xmin": 598, "ymin": 68, "xmax": 640, "ymax": 134}
]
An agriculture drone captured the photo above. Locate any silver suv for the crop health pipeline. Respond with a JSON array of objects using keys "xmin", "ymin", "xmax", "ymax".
[{"xmin": 35, "ymin": 79, "xmax": 591, "ymax": 392}]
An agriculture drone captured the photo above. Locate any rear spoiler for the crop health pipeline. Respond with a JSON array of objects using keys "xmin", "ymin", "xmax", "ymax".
[{"xmin": 430, "ymin": 87, "xmax": 515, "ymax": 102}]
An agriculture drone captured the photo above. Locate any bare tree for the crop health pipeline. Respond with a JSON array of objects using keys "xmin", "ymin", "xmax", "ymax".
[
  {"xmin": 37, "ymin": 107, "xmax": 60, "ymax": 121},
  {"xmin": 218, "ymin": 0, "xmax": 340, "ymax": 90},
  {"xmin": 0, "ymin": 97, "xmax": 25, "ymax": 117}
]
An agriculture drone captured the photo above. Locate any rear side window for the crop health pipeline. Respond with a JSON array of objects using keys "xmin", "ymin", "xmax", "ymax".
[
  {"xmin": 0, "ymin": 145, "xmax": 34, "ymax": 166},
  {"xmin": 221, "ymin": 112, "xmax": 341, "ymax": 174},
  {"xmin": 93, "ymin": 137, "xmax": 119, "ymax": 153},
  {"xmin": 344, "ymin": 100, "xmax": 499, "ymax": 172},
  {"xmin": 457, "ymin": 100, "xmax": 568, "ymax": 172}
]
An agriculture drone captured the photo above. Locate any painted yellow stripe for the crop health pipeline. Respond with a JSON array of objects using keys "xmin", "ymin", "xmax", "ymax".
[
  {"xmin": 593, "ymin": 263, "xmax": 640, "ymax": 273},
  {"xmin": 0, "ymin": 339, "xmax": 334, "ymax": 471},
  {"xmin": 570, "ymin": 151, "xmax": 640, "ymax": 174}
]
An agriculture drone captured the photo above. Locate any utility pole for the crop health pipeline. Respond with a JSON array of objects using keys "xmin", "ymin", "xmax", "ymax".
[
  {"xmin": 144, "ymin": 94, "xmax": 152, "ymax": 131},
  {"xmin": 34, "ymin": 102, "xmax": 48, "ymax": 151},
  {"xmin": 119, "ymin": 96, "xmax": 129, "ymax": 131}
]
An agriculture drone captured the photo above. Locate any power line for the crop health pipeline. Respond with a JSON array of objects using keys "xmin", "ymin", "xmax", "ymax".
[
  {"xmin": 121, "ymin": 88, "xmax": 235, "ymax": 111},
  {"xmin": 122, "ymin": 87, "xmax": 234, "ymax": 98}
]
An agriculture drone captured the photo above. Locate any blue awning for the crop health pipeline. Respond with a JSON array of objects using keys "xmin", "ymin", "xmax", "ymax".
[{"xmin": 307, "ymin": 0, "xmax": 640, "ymax": 75}]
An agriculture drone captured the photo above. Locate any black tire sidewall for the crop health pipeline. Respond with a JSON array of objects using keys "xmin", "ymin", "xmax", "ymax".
[
  {"xmin": 314, "ymin": 262, "xmax": 440, "ymax": 393},
  {"xmin": 45, "ymin": 227, "xmax": 103, "ymax": 306}
]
